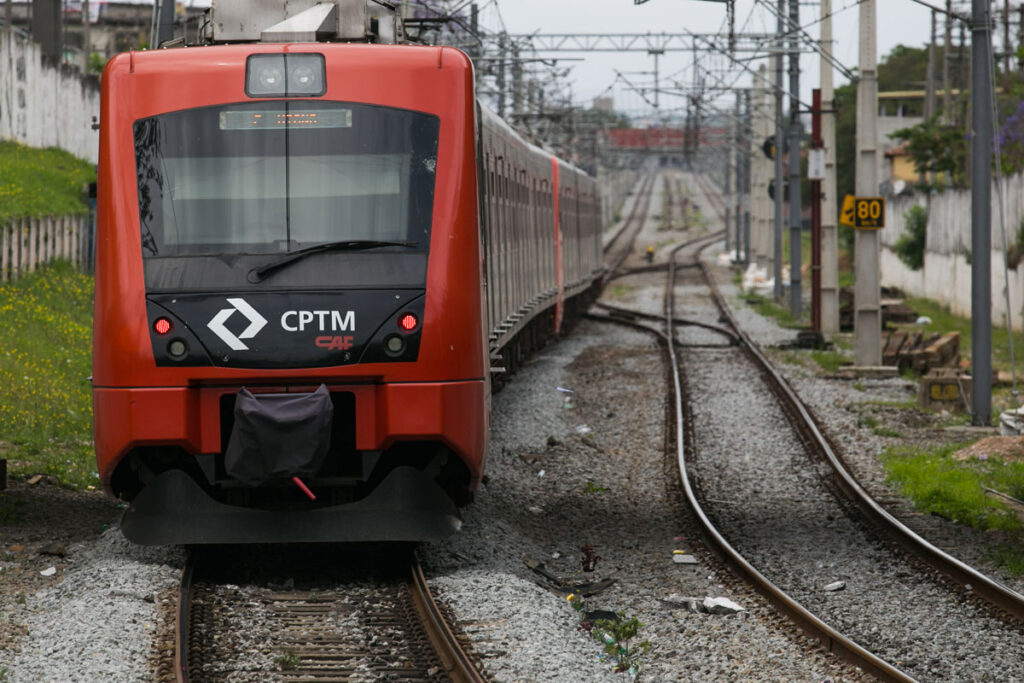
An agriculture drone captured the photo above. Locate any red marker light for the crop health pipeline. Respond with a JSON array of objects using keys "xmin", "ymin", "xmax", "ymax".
[
  {"xmin": 399, "ymin": 313, "xmax": 418, "ymax": 332},
  {"xmin": 154, "ymin": 318, "xmax": 172, "ymax": 335}
]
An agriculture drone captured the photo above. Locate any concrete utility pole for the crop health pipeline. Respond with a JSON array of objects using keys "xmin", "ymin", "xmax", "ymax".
[
  {"xmin": 787, "ymin": 0, "xmax": 801, "ymax": 318},
  {"xmin": 725, "ymin": 107, "xmax": 733, "ymax": 254},
  {"xmin": 773, "ymin": 5, "xmax": 785, "ymax": 301},
  {"xmin": 926, "ymin": 11, "xmax": 937, "ymax": 122},
  {"xmin": 820, "ymin": 0, "xmax": 840, "ymax": 335},
  {"xmin": 743, "ymin": 88, "xmax": 752, "ymax": 264},
  {"xmin": 497, "ymin": 33, "xmax": 507, "ymax": 118},
  {"xmin": 944, "ymin": 0, "xmax": 953, "ymax": 122},
  {"xmin": 854, "ymin": 0, "xmax": 881, "ymax": 367},
  {"xmin": 735, "ymin": 90, "xmax": 744, "ymax": 260},
  {"xmin": 971, "ymin": 0, "xmax": 993, "ymax": 425},
  {"xmin": 82, "ymin": 0, "xmax": 90, "ymax": 70}
]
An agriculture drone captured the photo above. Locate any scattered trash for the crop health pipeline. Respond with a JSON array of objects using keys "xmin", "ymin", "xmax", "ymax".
[
  {"xmin": 977, "ymin": 453, "xmax": 988, "ymax": 461},
  {"xmin": 702, "ymin": 596, "xmax": 744, "ymax": 615},
  {"xmin": 527, "ymin": 505, "xmax": 545, "ymax": 515},
  {"xmin": 575, "ymin": 425, "xmax": 592, "ymax": 435},
  {"xmin": 674, "ymin": 536, "xmax": 687, "ymax": 542},
  {"xmin": 915, "ymin": 316, "xmax": 932, "ymax": 325},
  {"xmin": 38, "ymin": 542, "xmax": 68, "ymax": 558},
  {"xmin": 556, "ymin": 387, "xmax": 575, "ymax": 394},
  {"xmin": 1000, "ymin": 407, "xmax": 1024, "ymax": 435},
  {"xmin": 551, "ymin": 551, "xmax": 562, "ymax": 560},
  {"xmin": 8, "ymin": 545, "xmax": 25, "ymax": 553},
  {"xmin": 824, "ymin": 581, "xmax": 846, "ymax": 592},
  {"xmin": 546, "ymin": 436, "xmax": 561, "ymax": 447},
  {"xmin": 537, "ymin": 469, "xmax": 545, "ymax": 477},
  {"xmin": 672, "ymin": 554, "xmax": 698, "ymax": 565},
  {"xmin": 661, "ymin": 594, "xmax": 744, "ymax": 614},
  {"xmin": 26, "ymin": 474, "xmax": 43, "ymax": 486},
  {"xmin": 40, "ymin": 566, "xmax": 57, "ymax": 577}
]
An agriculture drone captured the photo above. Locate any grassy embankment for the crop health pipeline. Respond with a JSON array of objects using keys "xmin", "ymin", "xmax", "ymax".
[
  {"xmin": 0, "ymin": 140, "xmax": 94, "ymax": 223},
  {"xmin": 1, "ymin": 142, "xmax": 96, "ymax": 489},
  {"xmin": 884, "ymin": 444, "xmax": 1024, "ymax": 573}
]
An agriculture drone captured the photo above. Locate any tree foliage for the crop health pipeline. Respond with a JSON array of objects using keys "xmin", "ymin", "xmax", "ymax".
[{"xmin": 892, "ymin": 116, "xmax": 968, "ymax": 186}]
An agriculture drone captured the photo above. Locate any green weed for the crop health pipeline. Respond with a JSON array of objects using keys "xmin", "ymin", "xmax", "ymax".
[
  {"xmin": 274, "ymin": 649, "xmax": 301, "ymax": 670},
  {"xmin": 0, "ymin": 262, "xmax": 97, "ymax": 489},
  {"xmin": 592, "ymin": 614, "xmax": 652, "ymax": 675},
  {"xmin": 882, "ymin": 444, "xmax": 1024, "ymax": 538},
  {"xmin": 582, "ymin": 481, "xmax": 607, "ymax": 495},
  {"xmin": 809, "ymin": 350, "xmax": 850, "ymax": 373},
  {"xmin": 986, "ymin": 542, "xmax": 1024, "ymax": 574}
]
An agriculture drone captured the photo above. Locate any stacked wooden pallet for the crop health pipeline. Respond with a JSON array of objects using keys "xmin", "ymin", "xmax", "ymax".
[{"xmin": 883, "ymin": 331, "xmax": 961, "ymax": 374}]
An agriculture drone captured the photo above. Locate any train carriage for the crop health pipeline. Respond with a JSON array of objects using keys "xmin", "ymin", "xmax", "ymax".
[{"xmin": 93, "ymin": 5, "xmax": 602, "ymax": 545}]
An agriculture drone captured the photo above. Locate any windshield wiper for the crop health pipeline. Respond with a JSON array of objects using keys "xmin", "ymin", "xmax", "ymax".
[{"xmin": 247, "ymin": 240, "xmax": 417, "ymax": 283}]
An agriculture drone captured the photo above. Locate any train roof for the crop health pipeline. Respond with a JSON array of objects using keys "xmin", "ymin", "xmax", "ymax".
[{"xmin": 476, "ymin": 99, "xmax": 592, "ymax": 181}]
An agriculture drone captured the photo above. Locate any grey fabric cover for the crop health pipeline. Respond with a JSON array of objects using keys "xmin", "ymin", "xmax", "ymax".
[{"xmin": 225, "ymin": 385, "xmax": 333, "ymax": 486}]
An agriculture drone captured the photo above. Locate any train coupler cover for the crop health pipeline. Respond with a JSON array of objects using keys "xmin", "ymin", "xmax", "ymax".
[{"xmin": 225, "ymin": 385, "xmax": 333, "ymax": 486}]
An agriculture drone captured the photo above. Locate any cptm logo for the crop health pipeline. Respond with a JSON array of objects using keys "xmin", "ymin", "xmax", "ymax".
[{"xmin": 207, "ymin": 298, "xmax": 268, "ymax": 351}]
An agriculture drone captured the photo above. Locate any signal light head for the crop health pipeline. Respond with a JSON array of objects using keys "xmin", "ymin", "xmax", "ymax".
[
  {"xmin": 154, "ymin": 318, "xmax": 172, "ymax": 335},
  {"xmin": 399, "ymin": 313, "xmax": 419, "ymax": 332}
]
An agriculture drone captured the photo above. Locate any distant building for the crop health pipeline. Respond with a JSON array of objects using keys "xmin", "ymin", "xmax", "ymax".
[{"xmin": 592, "ymin": 96, "xmax": 614, "ymax": 113}]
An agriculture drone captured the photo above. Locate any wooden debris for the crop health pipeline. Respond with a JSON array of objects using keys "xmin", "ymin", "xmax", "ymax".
[
  {"xmin": 985, "ymin": 488, "xmax": 1024, "ymax": 523},
  {"xmin": 26, "ymin": 474, "xmax": 43, "ymax": 486},
  {"xmin": 883, "ymin": 331, "xmax": 960, "ymax": 375}
]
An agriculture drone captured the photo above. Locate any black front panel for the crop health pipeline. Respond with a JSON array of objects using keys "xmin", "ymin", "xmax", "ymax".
[{"xmin": 147, "ymin": 290, "xmax": 425, "ymax": 368}]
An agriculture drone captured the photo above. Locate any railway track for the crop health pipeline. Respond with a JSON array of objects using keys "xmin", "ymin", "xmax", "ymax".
[
  {"xmin": 593, "ymin": 171, "xmax": 1024, "ymax": 680},
  {"xmin": 602, "ymin": 173, "xmax": 656, "ymax": 275},
  {"xmin": 174, "ymin": 546, "xmax": 484, "ymax": 683}
]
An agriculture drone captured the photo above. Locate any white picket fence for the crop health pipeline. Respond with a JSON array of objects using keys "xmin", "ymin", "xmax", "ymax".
[{"xmin": 0, "ymin": 215, "xmax": 95, "ymax": 282}]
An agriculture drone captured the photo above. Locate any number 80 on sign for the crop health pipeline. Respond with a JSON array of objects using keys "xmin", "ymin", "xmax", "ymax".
[{"xmin": 853, "ymin": 196, "xmax": 885, "ymax": 229}]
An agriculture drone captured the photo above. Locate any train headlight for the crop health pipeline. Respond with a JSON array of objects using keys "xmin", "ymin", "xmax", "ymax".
[
  {"xmin": 384, "ymin": 335, "xmax": 405, "ymax": 356},
  {"xmin": 246, "ymin": 54, "xmax": 326, "ymax": 98},
  {"xmin": 167, "ymin": 338, "xmax": 188, "ymax": 360}
]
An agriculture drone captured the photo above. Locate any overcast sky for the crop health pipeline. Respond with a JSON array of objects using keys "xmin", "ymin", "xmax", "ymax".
[{"xmin": 488, "ymin": 0, "xmax": 950, "ymax": 117}]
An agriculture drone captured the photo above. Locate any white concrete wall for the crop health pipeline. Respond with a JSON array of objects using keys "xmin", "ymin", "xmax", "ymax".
[
  {"xmin": 1, "ymin": 30, "xmax": 100, "ymax": 164},
  {"xmin": 881, "ymin": 173, "xmax": 1024, "ymax": 331}
]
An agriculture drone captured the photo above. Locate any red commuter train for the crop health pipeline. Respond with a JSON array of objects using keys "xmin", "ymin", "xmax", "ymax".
[{"xmin": 93, "ymin": 41, "xmax": 602, "ymax": 545}]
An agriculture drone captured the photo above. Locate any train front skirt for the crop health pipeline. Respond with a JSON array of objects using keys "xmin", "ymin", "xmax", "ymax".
[{"xmin": 119, "ymin": 467, "xmax": 462, "ymax": 545}]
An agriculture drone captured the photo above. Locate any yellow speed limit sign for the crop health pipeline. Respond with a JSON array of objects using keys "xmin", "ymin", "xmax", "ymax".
[{"xmin": 853, "ymin": 196, "xmax": 885, "ymax": 229}]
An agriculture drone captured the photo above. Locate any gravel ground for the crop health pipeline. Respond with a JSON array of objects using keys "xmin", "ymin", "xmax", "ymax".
[{"xmin": 1, "ymin": 169, "xmax": 1021, "ymax": 681}]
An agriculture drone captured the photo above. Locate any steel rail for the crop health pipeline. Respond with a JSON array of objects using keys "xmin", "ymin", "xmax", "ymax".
[
  {"xmin": 663, "ymin": 237, "xmax": 918, "ymax": 683},
  {"xmin": 409, "ymin": 555, "xmax": 487, "ymax": 683},
  {"xmin": 175, "ymin": 550, "xmax": 487, "ymax": 683},
  {"xmin": 590, "ymin": 185, "xmax": 913, "ymax": 678},
  {"xmin": 174, "ymin": 551, "xmax": 196, "ymax": 683},
  {"xmin": 698, "ymin": 257, "xmax": 1024, "ymax": 623}
]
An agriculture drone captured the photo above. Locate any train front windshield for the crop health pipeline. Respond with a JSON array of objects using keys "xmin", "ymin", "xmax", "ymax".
[{"xmin": 132, "ymin": 101, "xmax": 440, "ymax": 289}]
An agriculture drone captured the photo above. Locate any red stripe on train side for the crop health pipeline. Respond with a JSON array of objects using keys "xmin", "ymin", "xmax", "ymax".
[{"xmin": 551, "ymin": 157, "xmax": 564, "ymax": 333}]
